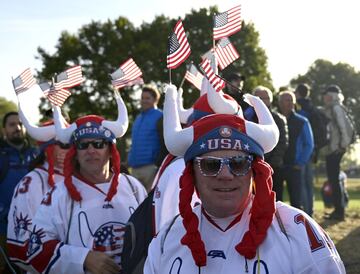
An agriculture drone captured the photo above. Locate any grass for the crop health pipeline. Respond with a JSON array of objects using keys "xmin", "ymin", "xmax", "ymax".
[{"xmin": 282, "ymin": 176, "xmax": 360, "ymax": 273}]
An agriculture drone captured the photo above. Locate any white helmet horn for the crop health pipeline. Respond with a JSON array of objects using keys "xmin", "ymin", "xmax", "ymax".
[
  {"xmin": 102, "ymin": 90, "xmax": 128, "ymax": 138},
  {"xmin": 164, "ymin": 84, "xmax": 193, "ymax": 156},
  {"xmin": 243, "ymin": 94, "xmax": 279, "ymax": 153}
]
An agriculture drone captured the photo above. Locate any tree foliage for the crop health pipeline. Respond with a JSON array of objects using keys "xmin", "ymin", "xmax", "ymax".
[
  {"xmin": 290, "ymin": 59, "xmax": 360, "ymax": 134},
  {"xmin": 36, "ymin": 6, "xmax": 271, "ymax": 118},
  {"xmin": 35, "ymin": 6, "xmax": 272, "ymax": 155},
  {"xmin": 0, "ymin": 96, "xmax": 17, "ymax": 123}
]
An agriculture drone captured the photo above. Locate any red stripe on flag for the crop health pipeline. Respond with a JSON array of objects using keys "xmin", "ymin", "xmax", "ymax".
[
  {"xmin": 215, "ymin": 38, "xmax": 240, "ymax": 70},
  {"xmin": 200, "ymin": 59, "xmax": 225, "ymax": 92}
]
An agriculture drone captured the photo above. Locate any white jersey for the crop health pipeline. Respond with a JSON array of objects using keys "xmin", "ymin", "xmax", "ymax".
[
  {"xmin": 23, "ymin": 173, "xmax": 147, "ymax": 274},
  {"xmin": 7, "ymin": 164, "xmax": 64, "ymax": 268},
  {"xmin": 145, "ymin": 201, "xmax": 345, "ymax": 274},
  {"xmin": 152, "ymin": 157, "xmax": 201, "ymax": 235}
]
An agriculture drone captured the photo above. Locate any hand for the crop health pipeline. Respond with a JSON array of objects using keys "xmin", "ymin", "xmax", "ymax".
[{"xmin": 84, "ymin": 251, "xmax": 121, "ymax": 274}]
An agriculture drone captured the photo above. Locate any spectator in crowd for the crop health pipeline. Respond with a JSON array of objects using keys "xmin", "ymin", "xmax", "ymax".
[
  {"xmin": 144, "ymin": 94, "xmax": 344, "ymax": 273},
  {"xmin": 224, "ymin": 72, "xmax": 258, "ymax": 122},
  {"xmin": 278, "ymin": 91, "xmax": 314, "ymax": 209},
  {"xmin": 0, "ymin": 111, "xmax": 38, "ymax": 273},
  {"xmin": 253, "ymin": 86, "xmax": 288, "ymax": 201},
  {"xmin": 24, "ymin": 93, "xmax": 147, "ymax": 274},
  {"xmin": 128, "ymin": 86, "xmax": 167, "ymax": 191},
  {"xmin": 6, "ymin": 104, "xmax": 70, "ymax": 271},
  {"xmin": 322, "ymin": 85, "xmax": 352, "ymax": 220},
  {"xmin": 295, "ymin": 83, "xmax": 316, "ymax": 216}
]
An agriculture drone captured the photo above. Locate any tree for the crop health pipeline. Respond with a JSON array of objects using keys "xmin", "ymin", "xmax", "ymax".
[
  {"xmin": 290, "ymin": 59, "xmax": 360, "ymax": 135},
  {"xmin": 36, "ymin": 6, "xmax": 272, "ymax": 156}
]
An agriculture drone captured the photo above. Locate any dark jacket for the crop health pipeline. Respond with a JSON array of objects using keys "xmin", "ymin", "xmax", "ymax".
[
  {"xmin": 0, "ymin": 140, "xmax": 38, "ymax": 234},
  {"xmin": 265, "ymin": 110, "xmax": 288, "ymax": 168}
]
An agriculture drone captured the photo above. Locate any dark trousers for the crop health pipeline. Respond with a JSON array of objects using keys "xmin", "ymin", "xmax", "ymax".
[
  {"xmin": 272, "ymin": 167, "xmax": 284, "ymax": 202},
  {"xmin": 278, "ymin": 166, "xmax": 303, "ymax": 209},
  {"xmin": 326, "ymin": 151, "xmax": 346, "ymax": 214}
]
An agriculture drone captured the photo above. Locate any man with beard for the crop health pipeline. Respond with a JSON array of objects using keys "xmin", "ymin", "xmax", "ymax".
[{"xmin": 0, "ymin": 111, "xmax": 38, "ymax": 274}]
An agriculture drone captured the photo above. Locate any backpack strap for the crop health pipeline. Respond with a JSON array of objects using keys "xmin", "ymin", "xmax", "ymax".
[
  {"xmin": 122, "ymin": 173, "xmax": 140, "ymax": 205},
  {"xmin": 275, "ymin": 209, "xmax": 289, "ymax": 241}
]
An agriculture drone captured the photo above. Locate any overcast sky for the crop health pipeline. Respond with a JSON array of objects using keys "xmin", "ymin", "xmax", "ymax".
[{"xmin": 1, "ymin": 0, "xmax": 359, "ymax": 111}]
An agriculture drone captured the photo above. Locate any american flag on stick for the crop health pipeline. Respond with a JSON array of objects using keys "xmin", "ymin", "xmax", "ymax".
[
  {"xmin": 213, "ymin": 5, "xmax": 242, "ymax": 40},
  {"xmin": 53, "ymin": 65, "xmax": 83, "ymax": 90},
  {"xmin": 167, "ymin": 20, "xmax": 191, "ymax": 69},
  {"xmin": 12, "ymin": 68, "xmax": 37, "ymax": 95},
  {"xmin": 215, "ymin": 38, "xmax": 240, "ymax": 70},
  {"xmin": 201, "ymin": 49, "xmax": 217, "ymax": 73},
  {"xmin": 39, "ymin": 82, "xmax": 71, "ymax": 107},
  {"xmin": 185, "ymin": 63, "xmax": 203, "ymax": 91},
  {"xmin": 110, "ymin": 58, "xmax": 143, "ymax": 89},
  {"xmin": 200, "ymin": 59, "xmax": 225, "ymax": 92}
]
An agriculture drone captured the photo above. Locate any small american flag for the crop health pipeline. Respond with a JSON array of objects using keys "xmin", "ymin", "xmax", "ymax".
[
  {"xmin": 213, "ymin": 5, "xmax": 242, "ymax": 40},
  {"xmin": 201, "ymin": 50, "xmax": 217, "ymax": 72},
  {"xmin": 167, "ymin": 20, "xmax": 191, "ymax": 69},
  {"xmin": 12, "ymin": 68, "xmax": 36, "ymax": 95},
  {"xmin": 200, "ymin": 59, "xmax": 225, "ymax": 92},
  {"xmin": 215, "ymin": 38, "xmax": 240, "ymax": 70},
  {"xmin": 54, "ymin": 65, "xmax": 83, "ymax": 90},
  {"xmin": 185, "ymin": 64, "xmax": 203, "ymax": 91},
  {"xmin": 39, "ymin": 82, "xmax": 71, "ymax": 107},
  {"xmin": 110, "ymin": 58, "xmax": 143, "ymax": 89}
]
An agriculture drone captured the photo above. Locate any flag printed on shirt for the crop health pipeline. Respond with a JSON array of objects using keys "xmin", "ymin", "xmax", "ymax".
[
  {"xmin": 185, "ymin": 64, "xmax": 203, "ymax": 91},
  {"xmin": 215, "ymin": 38, "xmax": 240, "ymax": 70},
  {"xmin": 167, "ymin": 20, "xmax": 191, "ymax": 69},
  {"xmin": 213, "ymin": 5, "xmax": 242, "ymax": 40},
  {"xmin": 39, "ymin": 82, "xmax": 71, "ymax": 107},
  {"xmin": 12, "ymin": 68, "xmax": 37, "ymax": 95},
  {"xmin": 110, "ymin": 58, "xmax": 143, "ymax": 89},
  {"xmin": 200, "ymin": 59, "xmax": 225, "ymax": 92}
]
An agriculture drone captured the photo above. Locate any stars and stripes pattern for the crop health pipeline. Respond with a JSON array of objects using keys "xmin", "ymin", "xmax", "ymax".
[
  {"xmin": 167, "ymin": 20, "xmax": 191, "ymax": 69},
  {"xmin": 12, "ymin": 68, "xmax": 37, "ymax": 95},
  {"xmin": 110, "ymin": 58, "xmax": 143, "ymax": 89},
  {"xmin": 215, "ymin": 38, "xmax": 240, "ymax": 70},
  {"xmin": 53, "ymin": 65, "xmax": 83, "ymax": 90},
  {"xmin": 201, "ymin": 49, "xmax": 217, "ymax": 72},
  {"xmin": 213, "ymin": 5, "xmax": 242, "ymax": 40},
  {"xmin": 185, "ymin": 64, "xmax": 203, "ymax": 91},
  {"xmin": 39, "ymin": 82, "xmax": 71, "ymax": 107},
  {"xmin": 200, "ymin": 59, "xmax": 225, "ymax": 92}
]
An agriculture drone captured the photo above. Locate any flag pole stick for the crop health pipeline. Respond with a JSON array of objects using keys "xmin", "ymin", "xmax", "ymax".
[
  {"xmin": 179, "ymin": 74, "xmax": 186, "ymax": 89},
  {"xmin": 169, "ymin": 69, "xmax": 172, "ymax": 84}
]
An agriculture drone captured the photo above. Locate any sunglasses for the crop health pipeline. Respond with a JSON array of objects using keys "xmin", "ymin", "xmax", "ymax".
[
  {"xmin": 195, "ymin": 155, "xmax": 253, "ymax": 177},
  {"xmin": 56, "ymin": 142, "xmax": 71, "ymax": 149},
  {"xmin": 75, "ymin": 140, "xmax": 109, "ymax": 150}
]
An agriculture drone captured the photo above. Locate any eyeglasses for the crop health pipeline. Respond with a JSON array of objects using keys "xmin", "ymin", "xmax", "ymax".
[
  {"xmin": 195, "ymin": 155, "xmax": 253, "ymax": 177},
  {"xmin": 56, "ymin": 141, "xmax": 71, "ymax": 149},
  {"xmin": 75, "ymin": 140, "xmax": 109, "ymax": 150},
  {"xmin": 56, "ymin": 142, "xmax": 71, "ymax": 149}
]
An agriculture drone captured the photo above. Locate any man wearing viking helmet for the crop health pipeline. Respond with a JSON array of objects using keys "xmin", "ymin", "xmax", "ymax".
[
  {"xmin": 25, "ymin": 91, "xmax": 147, "ymax": 274},
  {"xmin": 144, "ymin": 85, "xmax": 345, "ymax": 274},
  {"xmin": 6, "ymin": 102, "xmax": 70, "ymax": 271}
]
